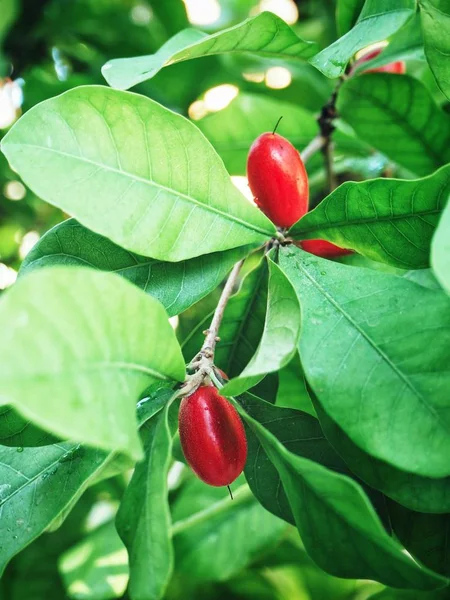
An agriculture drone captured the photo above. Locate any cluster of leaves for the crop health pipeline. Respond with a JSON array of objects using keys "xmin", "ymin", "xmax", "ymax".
[{"xmin": 0, "ymin": 0, "xmax": 450, "ymax": 599}]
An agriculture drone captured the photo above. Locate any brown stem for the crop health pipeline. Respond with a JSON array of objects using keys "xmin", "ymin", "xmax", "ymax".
[{"xmin": 300, "ymin": 135, "xmax": 326, "ymax": 163}]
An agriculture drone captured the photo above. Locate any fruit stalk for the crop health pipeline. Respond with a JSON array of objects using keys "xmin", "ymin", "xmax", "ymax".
[{"xmin": 300, "ymin": 135, "xmax": 326, "ymax": 163}]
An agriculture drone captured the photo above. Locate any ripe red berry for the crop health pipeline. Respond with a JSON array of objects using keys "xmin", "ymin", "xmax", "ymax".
[
  {"xmin": 298, "ymin": 239, "xmax": 353, "ymax": 258},
  {"xmin": 247, "ymin": 132, "xmax": 309, "ymax": 228},
  {"xmin": 178, "ymin": 386, "xmax": 247, "ymax": 487},
  {"xmin": 351, "ymin": 47, "xmax": 406, "ymax": 75}
]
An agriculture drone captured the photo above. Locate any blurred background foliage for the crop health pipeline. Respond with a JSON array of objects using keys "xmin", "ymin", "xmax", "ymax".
[{"xmin": 0, "ymin": 1, "xmax": 449, "ymax": 598}]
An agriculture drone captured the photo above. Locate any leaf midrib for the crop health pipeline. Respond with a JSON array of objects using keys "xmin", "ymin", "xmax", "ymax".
[
  {"xmin": 296, "ymin": 259, "xmax": 450, "ymax": 435},
  {"xmin": 6, "ymin": 143, "xmax": 275, "ymax": 238},
  {"xmin": 295, "ymin": 206, "xmax": 441, "ymax": 235}
]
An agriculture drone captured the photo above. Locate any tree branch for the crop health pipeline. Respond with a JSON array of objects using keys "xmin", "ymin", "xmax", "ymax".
[{"xmin": 300, "ymin": 135, "xmax": 326, "ymax": 163}]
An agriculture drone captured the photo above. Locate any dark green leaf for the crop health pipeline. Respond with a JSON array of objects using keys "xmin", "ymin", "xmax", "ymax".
[
  {"xmin": 278, "ymin": 246, "xmax": 450, "ymax": 478},
  {"xmin": 182, "ymin": 258, "xmax": 268, "ymax": 377},
  {"xmin": 336, "ymin": 0, "xmax": 365, "ymax": 36},
  {"xmin": 0, "ymin": 267, "xmax": 185, "ymax": 459},
  {"xmin": 196, "ymin": 93, "xmax": 319, "ymax": 175},
  {"xmin": 311, "ymin": 0, "xmax": 415, "ymax": 78},
  {"xmin": 389, "ymin": 501, "xmax": 450, "ymax": 577},
  {"xmin": 432, "ymin": 201, "xmax": 450, "ymax": 294},
  {"xmin": 290, "ymin": 165, "xmax": 450, "ymax": 269},
  {"xmin": 276, "ymin": 354, "xmax": 316, "ymax": 416},
  {"xmin": 20, "ymin": 219, "xmax": 253, "ymax": 317},
  {"xmin": 420, "ymin": 0, "xmax": 450, "ymax": 100},
  {"xmin": 1, "ymin": 86, "xmax": 275, "ymax": 262},
  {"xmin": 222, "ymin": 259, "xmax": 300, "ymax": 396},
  {"xmin": 0, "ymin": 406, "xmax": 57, "ymax": 447},
  {"xmin": 116, "ymin": 397, "xmax": 177, "ymax": 600},
  {"xmin": 337, "ymin": 74, "xmax": 450, "ymax": 176},
  {"xmin": 235, "ymin": 397, "xmax": 447, "ymax": 589},
  {"xmin": 102, "ymin": 13, "xmax": 317, "ymax": 90}
]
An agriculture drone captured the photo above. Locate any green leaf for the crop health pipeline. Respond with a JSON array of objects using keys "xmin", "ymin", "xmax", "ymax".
[
  {"xmin": 1, "ymin": 86, "xmax": 275, "ymax": 262},
  {"xmin": 389, "ymin": 502, "xmax": 450, "ymax": 578},
  {"xmin": 336, "ymin": 0, "xmax": 365, "ymax": 36},
  {"xmin": 420, "ymin": 0, "xmax": 450, "ymax": 100},
  {"xmin": 101, "ymin": 13, "xmax": 317, "ymax": 90},
  {"xmin": 182, "ymin": 258, "xmax": 268, "ymax": 377},
  {"xmin": 337, "ymin": 74, "xmax": 450, "ymax": 176},
  {"xmin": 290, "ymin": 166, "xmax": 450, "ymax": 269},
  {"xmin": 314, "ymin": 394, "xmax": 450, "ymax": 514},
  {"xmin": 196, "ymin": 93, "xmax": 319, "ymax": 175},
  {"xmin": 59, "ymin": 521, "xmax": 128, "ymax": 600},
  {"xmin": 238, "ymin": 393, "xmax": 351, "ymax": 526},
  {"xmin": 235, "ymin": 397, "xmax": 447, "ymax": 589},
  {"xmin": 116, "ymin": 397, "xmax": 177, "ymax": 600},
  {"xmin": 353, "ymin": 12, "xmax": 425, "ymax": 73},
  {"xmin": 310, "ymin": 0, "xmax": 415, "ymax": 78},
  {"xmin": 171, "ymin": 479, "xmax": 286, "ymax": 584},
  {"xmin": 0, "ymin": 267, "xmax": 185, "ymax": 460},
  {"xmin": 222, "ymin": 259, "xmax": 300, "ymax": 396},
  {"xmin": 0, "ymin": 443, "xmax": 114, "ymax": 576},
  {"xmin": 20, "ymin": 219, "xmax": 253, "ymax": 317},
  {"xmin": 432, "ymin": 201, "xmax": 450, "ymax": 294},
  {"xmin": 278, "ymin": 246, "xmax": 450, "ymax": 478},
  {"xmin": 0, "ymin": 406, "xmax": 57, "ymax": 447},
  {"xmin": 276, "ymin": 354, "xmax": 316, "ymax": 416}
]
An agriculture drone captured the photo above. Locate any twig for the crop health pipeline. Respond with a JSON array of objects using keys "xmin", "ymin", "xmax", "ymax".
[
  {"xmin": 317, "ymin": 87, "xmax": 340, "ymax": 194},
  {"xmin": 180, "ymin": 259, "xmax": 244, "ymax": 397},
  {"xmin": 300, "ymin": 135, "xmax": 326, "ymax": 163},
  {"xmin": 322, "ymin": 140, "xmax": 337, "ymax": 192}
]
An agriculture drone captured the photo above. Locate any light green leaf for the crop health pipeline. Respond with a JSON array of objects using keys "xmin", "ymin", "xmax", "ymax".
[
  {"xmin": 59, "ymin": 521, "xmax": 128, "ymax": 600},
  {"xmin": 235, "ymin": 396, "xmax": 447, "ymax": 589},
  {"xmin": 196, "ymin": 93, "xmax": 319, "ymax": 175},
  {"xmin": 310, "ymin": 0, "xmax": 415, "ymax": 78},
  {"xmin": 314, "ymin": 394, "xmax": 450, "ymax": 514},
  {"xmin": 0, "ymin": 443, "xmax": 114, "ymax": 576},
  {"xmin": 20, "ymin": 219, "xmax": 253, "ymax": 317},
  {"xmin": 389, "ymin": 502, "xmax": 450, "ymax": 578},
  {"xmin": 290, "ymin": 165, "xmax": 450, "ymax": 269},
  {"xmin": 337, "ymin": 74, "xmax": 450, "ymax": 176},
  {"xmin": 182, "ymin": 258, "xmax": 268, "ymax": 377},
  {"xmin": 276, "ymin": 354, "xmax": 316, "ymax": 415},
  {"xmin": 116, "ymin": 397, "xmax": 177, "ymax": 600},
  {"xmin": 0, "ymin": 267, "xmax": 185, "ymax": 460},
  {"xmin": 1, "ymin": 86, "xmax": 275, "ymax": 262},
  {"xmin": 336, "ymin": 0, "xmax": 365, "ymax": 36},
  {"xmin": 222, "ymin": 259, "xmax": 300, "ymax": 396},
  {"xmin": 278, "ymin": 246, "xmax": 450, "ymax": 478},
  {"xmin": 420, "ymin": 0, "xmax": 450, "ymax": 100},
  {"xmin": 432, "ymin": 200, "xmax": 450, "ymax": 293},
  {"xmin": 353, "ymin": 12, "xmax": 425, "ymax": 73},
  {"xmin": 102, "ymin": 13, "xmax": 317, "ymax": 90},
  {"xmin": 171, "ymin": 479, "xmax": 286, "ymax": 584}
]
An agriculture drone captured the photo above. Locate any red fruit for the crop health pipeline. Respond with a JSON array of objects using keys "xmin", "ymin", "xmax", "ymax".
[
  {"xmin": 298, "ymin": 239, "xmax": 353, "ymax": 258},
  {"xmin": 247, "ymin": 132, "xmax": 309, "ymax": 228},
  {"xmin": 178, "ymin": 386, "xmax": 247, "ymax": 487},
  {"xmin": 351, "ymin": 47, "xmax": 405, "ymax": 75}
]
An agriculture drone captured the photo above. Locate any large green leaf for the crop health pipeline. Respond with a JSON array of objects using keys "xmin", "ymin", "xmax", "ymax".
[
  {"xmin": 0, "ymin": 267, "xmax": 185, "ymax": 460},
  {"xmin": 337, "ymin": 74, "xmax": 450, "ymax": 176},
  {"xmin": 275, "ymin": 354, "xmax": 316, "ymax": 415},
  {"xmin": 0, "ymin": 406, "xmax": 57, "ymax": 447},
  {"xmin": 222, "ymin": 259, "xmax": 300, "ymax": 396},
  {"xmin": 20, "ymin": 219, "xmax": 252, "ymax": 317},
  {"xmin": 196, "ymin": 93, "xmax": 319, "ymax": 175},
  {"xmin": 102, "ymin": 13, "xmax": 317, "ymax": 90},
  {"xmin": 0, "ymin": 443, "xmax": 114, "ymax": 576},
  {"xmin": 1, "ymin": 86, "xmax": 275, "ymax": 262},
  {"xmin": 310, "ymin": 0, "xmax": 415, "ymax": 78},
  {"xmin": 278, "ymin": 246, "xmax": 450, "ymax": 478},
  {"xmin": 314, "ymin": 395, "xmax": 450, "ymax": 513},
  {"xmin": 432, "ymin": 201, "xmax": 450, "ymax": 294},
  {"xmin": 420, "ymin": 0, "xmax": 450, "ymax": 100},
  {"xmin": 352, "ymin": 12, "xmax": 425, "ymax": 73},
  {"xmin": 235, "ymin": 396, "xmax": 447, "ymax": 589},
  {"xmin": 59, "ymin": 521, "xmax": 128, "ymax": 600},
  {"xmin": 388, "ymin": 502, "xmax": 450, "ymax": 578},
  {"xmin": 290, "ymin": 166, "xmax": 450, "ymax": 269},
  {"xmin": 182, "ymin": 258, "xmax": 268, "ymax": 377},
  {"xmin": 336, "ymin": 0, "xmax": 365, "ymax": 36},
  {"xmin": 116, "ymin": 396, "xmax": 177, "ymax": 600},
  {"xmin": 171, "ymin": 479, "xmax": 286, "ymax": 584}
]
